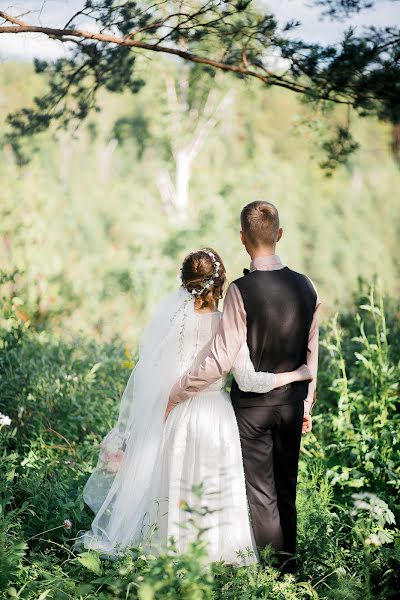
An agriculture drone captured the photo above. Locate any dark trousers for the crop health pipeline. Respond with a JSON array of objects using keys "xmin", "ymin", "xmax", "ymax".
[{"xmin": 234, "ymin": 400, "xmax": 304, "ymax": 556}]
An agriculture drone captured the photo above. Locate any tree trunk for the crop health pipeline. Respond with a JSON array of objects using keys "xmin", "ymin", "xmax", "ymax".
[
  {"xmin": 391, "ymin": 123, "xmax": 400, "ymax": 164},
  {"xmin": 161, "ymin": 68, "xmax": 234, "ymax": 222},
  {"xmin": 99, "ymin": 138, "xmax": 118, "ymax": 181},
  {"xmin": 175, "ymin": 149, "xmax": 191, "ymax": 220}
]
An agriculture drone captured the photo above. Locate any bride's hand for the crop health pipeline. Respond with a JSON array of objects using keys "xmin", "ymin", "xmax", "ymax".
[
  {"xmin": 297, "ymin": 365, "xmax": 313, "ymax": 382},
  {"xmin": 164, "ymin": 399, "xmax": 176, "ymax": 422}
]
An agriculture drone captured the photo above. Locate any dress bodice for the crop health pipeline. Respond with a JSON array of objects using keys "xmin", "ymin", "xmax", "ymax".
[{"xmin": 180, "ymin": 311, "xmax": 225, "ymax": 391}]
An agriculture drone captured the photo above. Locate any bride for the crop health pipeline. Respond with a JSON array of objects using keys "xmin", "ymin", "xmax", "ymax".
[{"xmin": 79, "ymin": 248, "xmax": 311, "ymax": 565}]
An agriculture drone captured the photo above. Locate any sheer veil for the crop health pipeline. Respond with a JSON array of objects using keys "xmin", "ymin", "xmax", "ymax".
[{"xmin": 80, "ymin": 287, "xmax": 199, "ymax": 554}]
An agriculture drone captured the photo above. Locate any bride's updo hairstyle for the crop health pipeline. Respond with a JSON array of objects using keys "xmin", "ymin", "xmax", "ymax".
[{"xmin": 180, "ymin": 248, "xmax": 227, "ymax": 310}]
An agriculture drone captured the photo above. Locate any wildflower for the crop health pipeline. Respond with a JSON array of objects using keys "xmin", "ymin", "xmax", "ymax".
[
  {"xmin": 123, "ymin": 347, "xmax": 134, "ymax": 369},
  {"xmin": 365, "ymin": 533, "xmax": 381, "ymax": 546},
  {"xmin": 353, "ymin": 499, "xmax": 370, "ymax": 511},
  {"xmin": 0, "ymin": 413, "xmax": 11, "ymax": 426},
  {"xmin": 15, "ymin": 308, "xmax": 30, "ymax": 323},
  {"xmin": 63, "ymin": 519, "xmax": 73, "ymax": 530}
]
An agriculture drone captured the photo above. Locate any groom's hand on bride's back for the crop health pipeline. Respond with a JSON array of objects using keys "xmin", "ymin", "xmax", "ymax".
[{"xmin": 302, "ymin": 414, "xmax": 312, "ymax": 434}]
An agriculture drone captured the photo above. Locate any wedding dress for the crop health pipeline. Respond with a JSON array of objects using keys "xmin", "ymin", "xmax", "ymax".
[{"xmin": 80, "ymin": 288, "xmax": 277, "ymax": 565}]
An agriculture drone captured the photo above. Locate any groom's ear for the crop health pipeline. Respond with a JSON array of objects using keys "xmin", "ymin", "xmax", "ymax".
[
  {"xmin": 276, "ymin": 227, "xmax": 283, "ymax": 243},
  {"xmin": 240, "ymin": 230, "xmax": 245, "ymax": 245}
]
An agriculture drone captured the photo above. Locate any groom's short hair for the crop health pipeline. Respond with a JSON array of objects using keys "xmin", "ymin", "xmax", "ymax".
[{"xmin": 241, "ymin": 201, "xmax": 280, "ymax": 247}]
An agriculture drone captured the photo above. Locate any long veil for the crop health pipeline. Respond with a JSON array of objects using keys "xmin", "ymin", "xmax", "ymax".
[{"xmin": 80, "ymin": 287, "xmax": 198, "ymax": 554}]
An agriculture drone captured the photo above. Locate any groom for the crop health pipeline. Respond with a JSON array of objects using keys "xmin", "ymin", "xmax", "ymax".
[{"xmin": 168, "ymin": 201, "xmax": 321, "ymax": 568}]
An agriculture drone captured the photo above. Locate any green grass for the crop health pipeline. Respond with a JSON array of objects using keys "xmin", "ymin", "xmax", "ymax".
[{"xmin": 0, "ymin": 279, "xmax": 399, "ymax": 599}]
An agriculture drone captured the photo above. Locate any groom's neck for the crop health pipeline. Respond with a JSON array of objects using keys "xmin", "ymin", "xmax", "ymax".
[{"xmin": 248, "ymin": 245, "xmax": 276, "ymax": 260}]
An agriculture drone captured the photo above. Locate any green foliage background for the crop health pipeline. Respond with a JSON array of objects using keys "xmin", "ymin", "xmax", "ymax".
[
  {"xmin": 1, "ymin": 61, "xmax": 399, "ymax": 344},
  {"xmin": 0, "ymin": 57, "xmax": 399, "ymax": 599}
]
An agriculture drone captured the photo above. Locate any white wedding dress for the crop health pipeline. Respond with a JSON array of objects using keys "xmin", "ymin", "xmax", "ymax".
[{"xmin": 80, "ymin": 289, "xmax": 277, "ymax": 565}]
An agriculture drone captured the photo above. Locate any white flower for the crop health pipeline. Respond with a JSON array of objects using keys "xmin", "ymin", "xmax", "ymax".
[
  {"xmin": 63, "ymin": 519, "xmax": 73, "ymax": 530},
  {"xmin": 365, "ymin": 533, "xmax": 381, "ymax": 546},
  {"xmin": 191, "ymin": 289, "xmax": 197, "ymax": 295},
  {"xmin": 0, "ymin": 413, "xmax": 11, "ymax": 426},
  {"xmin": 354, "ymin": 500, "xmax": 371, "ymax": 510}
]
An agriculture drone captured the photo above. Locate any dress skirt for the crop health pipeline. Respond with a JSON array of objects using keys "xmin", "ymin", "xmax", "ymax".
[{"xmin": 146, "ymin": 388, "xmax": 258, "ymax": 566}]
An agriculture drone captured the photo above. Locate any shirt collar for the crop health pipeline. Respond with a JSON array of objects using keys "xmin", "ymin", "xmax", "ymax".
[{"xmin": 250, "ymin": 254, "xmax": 285, "ymax": 272}]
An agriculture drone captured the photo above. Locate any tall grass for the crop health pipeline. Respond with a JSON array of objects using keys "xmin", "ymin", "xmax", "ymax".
[{"xmin": 0, "ymin": 273, "xmax": 399, "ymax": 599}]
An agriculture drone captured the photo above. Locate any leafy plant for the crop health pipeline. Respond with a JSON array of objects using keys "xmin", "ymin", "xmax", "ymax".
[{"xmin": 0, "ymin": 282, "xmax": 399, "ymax": 598}]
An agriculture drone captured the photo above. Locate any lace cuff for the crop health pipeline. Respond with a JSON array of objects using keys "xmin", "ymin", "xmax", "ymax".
[{"xmin": 232, "ymin": 344, "xmax": 277, "ymax": 393}]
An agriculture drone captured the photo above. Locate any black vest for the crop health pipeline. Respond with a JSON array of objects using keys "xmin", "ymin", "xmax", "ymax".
[{"xmin": 230, "ymin": 267, "xmax": 317, "ymax": 408}]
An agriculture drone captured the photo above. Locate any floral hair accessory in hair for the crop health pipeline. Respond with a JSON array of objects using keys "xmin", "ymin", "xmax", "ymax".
[{"xmin": 180, "ymin": 249, "xmax": 221, "ymax": 296}]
